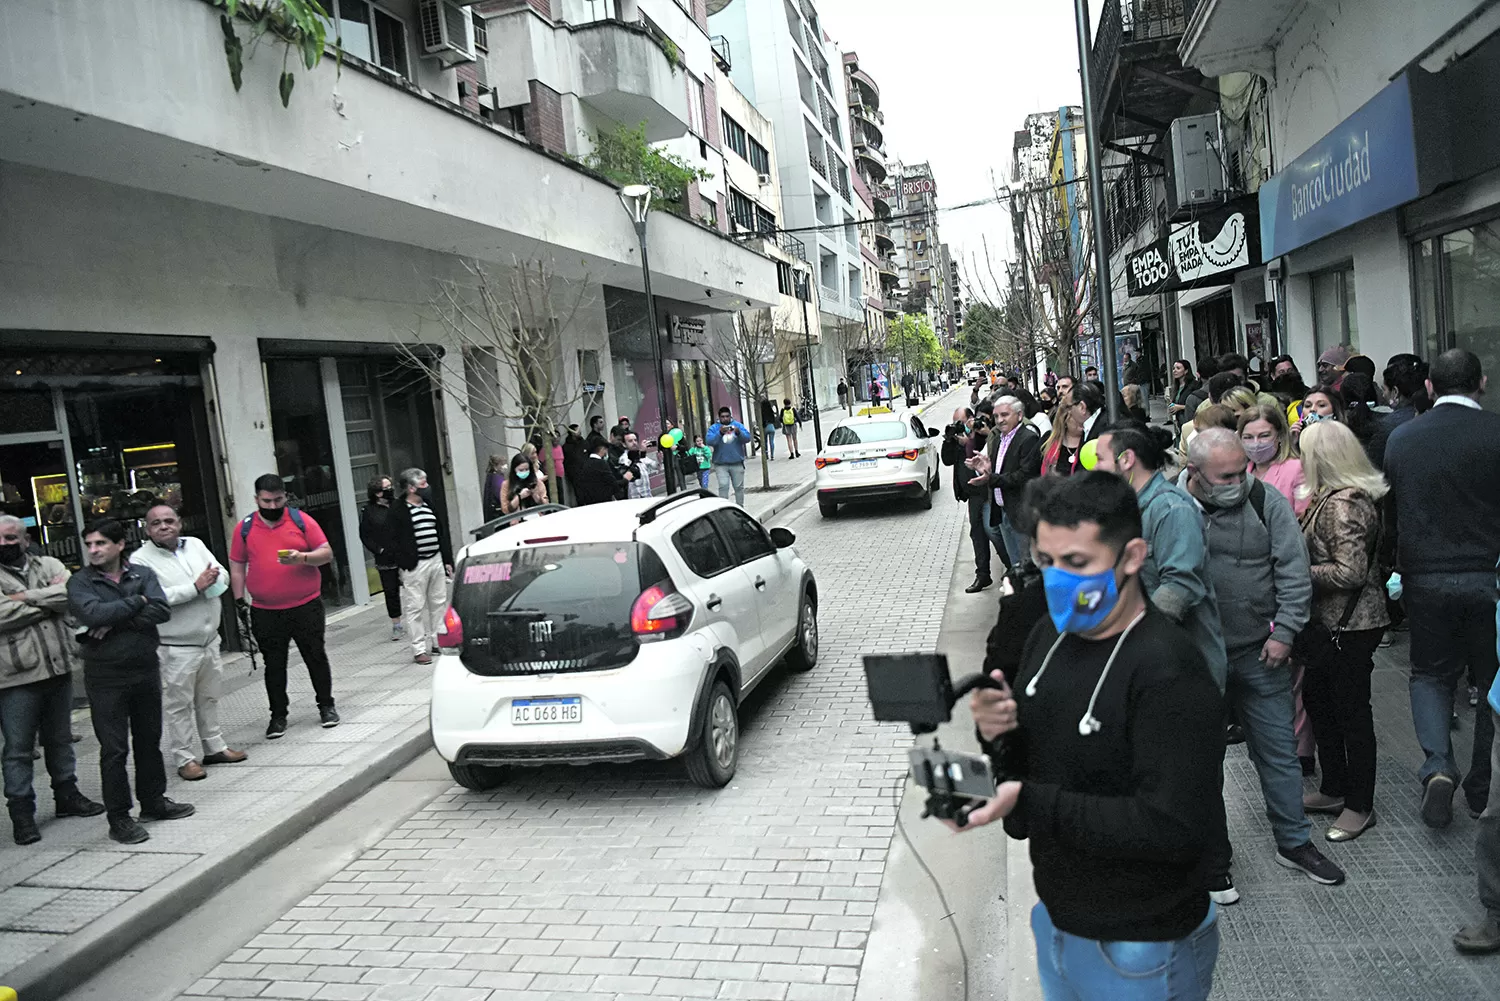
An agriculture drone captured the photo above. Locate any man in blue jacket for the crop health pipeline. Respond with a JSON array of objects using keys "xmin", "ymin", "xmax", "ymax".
[
  {"xmin": 706, "ymin": 406, "xmax": 752, "ymax": 506},
  {"xmin": 67, "ymin": 519, "xmax": 195, "ymax": 844}
]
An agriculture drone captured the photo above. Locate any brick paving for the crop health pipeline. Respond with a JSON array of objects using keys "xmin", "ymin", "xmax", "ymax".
[{"xmin": 170, "ymin": 438, "xmax": 967, "ymax": 1001}]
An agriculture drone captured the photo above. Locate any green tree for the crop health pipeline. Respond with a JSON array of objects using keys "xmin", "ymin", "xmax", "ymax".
[
  {"xmin": 887, "ymin": 314, "xmax": 941, "ymax": 378},
  {"xmin": 584, "ymin": 123, "xmax": 711, "ymax": 218}
]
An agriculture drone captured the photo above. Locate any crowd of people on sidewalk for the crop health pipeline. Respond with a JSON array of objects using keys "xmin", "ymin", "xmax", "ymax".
[{"xmin": 944, "ymin": 347, "xmax": 1500, "ymax": 999}]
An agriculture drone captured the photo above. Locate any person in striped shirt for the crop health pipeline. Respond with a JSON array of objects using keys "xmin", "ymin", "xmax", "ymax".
[{"xmin": 389, "ymin": 468, "xmax": 453, "ymax": 665}]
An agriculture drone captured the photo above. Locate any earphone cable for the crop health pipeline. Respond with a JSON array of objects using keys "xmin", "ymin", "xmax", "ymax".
[{"xmin": 891, "ymin": 770, "xmax": 972, "ymax": 1001}]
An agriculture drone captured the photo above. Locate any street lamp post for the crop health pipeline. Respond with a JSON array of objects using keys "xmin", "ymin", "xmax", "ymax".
[
  {"xmin": 619, "ymin": 184, "xmax": 677, "ymax": 491},
  {"xmin": 795, "ymin": 266, "xmax": 824, "ymax": 452},
  {"xmin": 1072, "ymin": 0, "xmax": 1121, "ymax": 422}
]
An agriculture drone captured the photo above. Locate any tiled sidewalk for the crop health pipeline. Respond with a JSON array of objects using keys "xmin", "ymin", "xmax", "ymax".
[
  {"xmin": 1212, "ymin": 634, "xmax": 1500, "ymax": 1000},
  {"xmin": 0, "ymin": 604, "xmax": 432, "ymax": 980}
]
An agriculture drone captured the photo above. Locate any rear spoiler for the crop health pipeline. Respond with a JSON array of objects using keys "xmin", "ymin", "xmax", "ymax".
[
  {"xmin": 637, "ymin": 489, "xmax": 717, "ymax": 526},
  {"xmin": 469, "ymin": 504, "xmax": 570, "ymax": 542}
]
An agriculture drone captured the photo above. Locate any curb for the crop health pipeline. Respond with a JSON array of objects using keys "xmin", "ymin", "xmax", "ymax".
[{"xmin": 8, "ymin": 717, "xmax": 434, "ymax": 1001}]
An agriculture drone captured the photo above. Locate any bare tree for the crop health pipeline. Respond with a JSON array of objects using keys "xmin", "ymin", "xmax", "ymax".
[
  {"xmin": 401, "ymin": 256, "xmax": 593, "ymax": 491},
  {"xmin": 708, "ymin": 308, "xmax": 794, "ymax": 489},
  {"xmin": 824, "ymin": 316, "xmax": 867, "ymax": 413}
]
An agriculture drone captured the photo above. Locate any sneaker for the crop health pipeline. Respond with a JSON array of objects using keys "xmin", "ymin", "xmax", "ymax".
[
  {"xmin": 320, "ymin": 707, "xmax": 341, "ymax": 729},
  {"xmin": 140, "ymin": 798, "xmax": 195, "ymax": 821},
  {"xmin": 266, "ymin": 716, "xmax": 288, "ymax": 740},
  {"xmin": 108, "ymin": 816, "xmax": 149, "ymax": 845},
  {"xmin": 1455, "ymin": 917, "xmax": 1500, "ymax": 954},
  {"xmin": 1422, "ymin": 774, "xmax": 1456, "ymax": 829},
  {"xmin": 1471, "ymin": 686, "xmax": 1481, "ymax": 708},
  {"xmin": 391, "ymin": 621, "xmax": 404, "ymax": 642},
  {"xmin": 54, "ymin": 788, "xmax": 105, "ymax": 818},
  {"xmin": 1205, "ymin": 873, "xmax": 1240, "ymax": 905},
  {"xmin": 1276, "ymin": 842, "xmax": 1346, "ymax": 885},
  {"xmin": 414, "ymin": 653, "xmax": 433, "ymax": 665}
]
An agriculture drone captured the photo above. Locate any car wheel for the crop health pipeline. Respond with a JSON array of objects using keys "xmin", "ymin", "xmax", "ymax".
[
  {"xmin": 448, "ymin": 761, "xmax": 508, "ymax": 791},
  {"xmin": 786, "ymin": 591, "xmax": 818, "ymax": 673},
  {"xmin": 685, "ymin": 679, "xmax": 738, "ymax": 788},
  {"xmin": 818, "ymin": 497, "xmax": 837, "ymax": 518}
]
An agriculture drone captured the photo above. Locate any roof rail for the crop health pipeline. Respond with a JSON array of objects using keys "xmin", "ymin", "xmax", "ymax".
[
  {"xmin": 637, "ymin": 489, "xmax": 717, "ymax": 526},
  {"xmin": 469, "ymin": 504, "xmax": 570, "ymax": 542}
]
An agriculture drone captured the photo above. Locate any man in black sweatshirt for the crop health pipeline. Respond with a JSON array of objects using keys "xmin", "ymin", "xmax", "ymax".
[
  {"xmin": 956, "ymin": 472, "xmax": 1224, "ymax": 1001},
  {"xmin": 67, "ymin": 519, "xmax": 195, "ymax": 844},
  {"xmin": 1385, "ymin": 348, "xmax": 1500, "ymax": 828}
]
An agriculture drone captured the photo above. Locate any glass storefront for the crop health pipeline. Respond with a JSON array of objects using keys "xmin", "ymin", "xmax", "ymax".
[
  {"xmin": 1413, "ymin": 217, "xmax": 1500, "ymax": 413},
  {"xmin": 0, "ymin": 350, "xmax": 220, "ymax": 566},
  {"xmin": 1312, "ymin": 265, "xmax": 1359, "ymax": 355}
]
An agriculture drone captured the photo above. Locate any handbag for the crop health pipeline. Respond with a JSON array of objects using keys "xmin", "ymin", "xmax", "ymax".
[{"xmin": 1293, "ymin": 491, "xmax": 1377, "ymax": 666}]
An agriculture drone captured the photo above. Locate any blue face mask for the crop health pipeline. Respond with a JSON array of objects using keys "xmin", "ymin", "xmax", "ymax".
[
  {"xmin": 516, "ymin": 469, "xmax": 531, "ymax": 480},
  {"xmin": 1042, "ymin": 563, "xmax": 1121, "ymax": 634}
]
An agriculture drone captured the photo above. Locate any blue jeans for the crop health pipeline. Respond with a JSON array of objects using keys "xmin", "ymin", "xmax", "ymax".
[
  {"xmin": 0, "ymin": 673, "xmax": 79, "ymax": 807},
  {"xmin": 764, "ymin": 424, "xmax": 776, "ymax": 459},
  {"xmin": 1032, "ymin": 901, "xmax": 1219, "ymax": 1001},
  {"xmin": 1405, "ymin": 572, "xmax": 1498, "ymax": 809},
  {"xmin": 1205, "ymin": 647, "xmax": 1311, "ymax": 870},
  {"xmin": 715, "ymin": 462, "xmax": 746, "ymax": 506},
  {"xmin": 983, "ymin": 500, "xmax": 1030, "ymax": 569}
]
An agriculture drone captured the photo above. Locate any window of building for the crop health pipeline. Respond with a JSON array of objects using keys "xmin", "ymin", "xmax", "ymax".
[
  {"xmin": 1413, "ymin": 219, "xmax": 1500, "ymax": 412},
  {"xmin": 1311, "ymin": 265, "xmax": 1358, "ymax": 355},
  {"xmin": 327, "ymin": 0, "xmax": 409, "ymax": 79},
  {"xmin": 750, "ymin": 140, "xmax": 771, "ymax": 176},
  {"xmin": 755, "ymin": 206, "xmax": 776, "ymax": 235},
  {"xmin": 687, "ymin": 74, "xmax": 707, "ymax": 137},
  {"xmin": 722, "ymin": 113, "xmax": 749, "ymax": 160},
  {"xmin": 777, "ymin": 261, "xmax": 795, "ymax": 297},
  {"xmin": 728, "ymin": 188, "xmax": 756, "ymax": 233},
  {"xmin": 471, "ymin": 10, "xmax": 487, "ymax": 52},
  {"xmin": 704, "ymin": 199, "xmax": 718, "ymax": 228},
  {"xmin": 494, "ymin": 104, "xmax": 526, "ymax": 133}
]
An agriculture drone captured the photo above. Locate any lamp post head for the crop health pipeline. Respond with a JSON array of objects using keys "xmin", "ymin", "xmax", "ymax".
[{"xmin": 619, "ymin": 185, "xmax": 653, "ymax": 226}]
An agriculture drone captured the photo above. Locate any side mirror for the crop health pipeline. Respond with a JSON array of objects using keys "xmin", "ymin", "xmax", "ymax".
[
  {"xmin": 769, "ymin": 526, "xmax": 796, "ymax": 548},
  {"xmin": 926, "ymin": 427, "xmax": 941, "ymax": 437}
]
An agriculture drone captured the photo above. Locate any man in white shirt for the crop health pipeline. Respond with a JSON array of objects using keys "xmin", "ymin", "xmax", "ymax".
[{"xmin": 131, "ymin": 503, "xmax": 247, "ymax": 781}]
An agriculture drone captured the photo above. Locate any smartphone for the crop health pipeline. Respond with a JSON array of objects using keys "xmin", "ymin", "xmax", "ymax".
[{"xmin": 908, "ymin": 746, "xmax": 998, "ymax": 800}]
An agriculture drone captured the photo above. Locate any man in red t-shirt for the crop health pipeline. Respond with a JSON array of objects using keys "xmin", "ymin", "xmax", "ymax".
[{"xmin": 228, "ymin": 474, "xmax": 339, "ymax": 740}]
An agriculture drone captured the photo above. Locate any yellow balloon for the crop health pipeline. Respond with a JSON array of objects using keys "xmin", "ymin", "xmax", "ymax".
[
  {"xmin": 1287, "ymin": 399, "xmax": 1304, "ymax": 425},
  {"xmin": 1080, "ymin": 438, "xmax": 1100, "ymax": 471},
  {"xmin": 659, "ymin": 433, "xmax": 675, "ymax": 448}
]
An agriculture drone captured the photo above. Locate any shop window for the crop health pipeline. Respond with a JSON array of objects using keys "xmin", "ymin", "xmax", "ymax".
[
  {"xmin": 1311, "ymin": 265, "xmax": 1358, "ymax": 355},
  {"xmin": 1413, "ymin": 219, "xmax": 1500, "ymax": 412}
]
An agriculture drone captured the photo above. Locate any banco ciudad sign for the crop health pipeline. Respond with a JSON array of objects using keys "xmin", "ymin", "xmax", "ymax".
[{"xmin": 1258, "ymin": 69, "xmax": 1451, "ymax": 260}]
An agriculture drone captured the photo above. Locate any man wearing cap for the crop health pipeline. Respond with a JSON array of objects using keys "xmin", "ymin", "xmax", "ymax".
[{"xmin": 1316, "ymin": 345, "xmax": 1352, "ymax": 389}]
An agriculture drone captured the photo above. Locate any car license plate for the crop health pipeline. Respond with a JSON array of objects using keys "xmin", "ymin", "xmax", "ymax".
[
  {"xmin": 511, "ymin": 697, "xmax": 582, "ymax": 725},
  {"xmin": 852, "ymin": 459, "xmax": 877, "ymax": 469}
]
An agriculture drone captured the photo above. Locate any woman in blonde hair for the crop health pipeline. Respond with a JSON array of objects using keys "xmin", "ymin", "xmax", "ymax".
[
  {"xmin": 1221, "ymin": 385, "xmax": 1259, "ymax": 416},
  {"xmin": 1239, "ymin": 402, "xmax": 1308, "ymax": 515},
  {"xmin": 1297, "ymin": 420, "xmax": 1390, "ymax": 842},
  {"xmin": 1040, "ymin": 393, "xmax": 1085, "ymax": 477}
]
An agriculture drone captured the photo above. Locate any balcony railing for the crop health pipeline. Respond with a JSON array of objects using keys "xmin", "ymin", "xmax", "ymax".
[
  {"xmin": 821, "ymin": 284, "xmax": 841, "ymax": 305},
  {"xmin": 809, "ymin": 150, "xmax": 827, "ymax": 178},
  {"xmin": 778, "ymin": 231, "xmax": 807, "ymax": 262},
  {"xmin": 711, "ymin": 35, "xmax": 731, "ymax": 72},
  {"xmin": 1090, "ymin": 0, "xmax": 1189, "ymax": 107}
]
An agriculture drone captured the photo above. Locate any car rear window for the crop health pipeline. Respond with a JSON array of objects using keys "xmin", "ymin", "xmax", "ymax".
[
  {"xmin": 827, "ymin": 421, "xmax": 908, "ymax": 446},
  {"xmin": 452, "ymin": 542, "xmax": 669, "ymax": 675}
]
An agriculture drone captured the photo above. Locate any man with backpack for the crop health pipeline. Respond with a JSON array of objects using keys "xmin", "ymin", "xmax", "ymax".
[
  {"xmin": 1184, "ymin": 428, "xmax": 1345, "ymax": 896},
  {"xmin": 228, "ymin": 474, "xmax": 339, "ymax": 740}
]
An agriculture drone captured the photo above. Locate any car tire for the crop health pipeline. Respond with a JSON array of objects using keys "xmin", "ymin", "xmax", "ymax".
[
  {"xmin": 685, "ymin": 679, "xmax": 738, "ymax": 788},
  {"xmin": 785, "ymin": 590, "xmax": 818, "ymax": 673},
  {"xmin": 448, "ymin": 761, "xmax": 508, "ymax": 791},
  {"xmin": 818, "ymin": 498, "xmax": 837, "ymax": 518}
]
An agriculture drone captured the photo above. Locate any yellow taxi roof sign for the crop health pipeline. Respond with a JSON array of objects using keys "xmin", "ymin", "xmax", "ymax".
[{"xmin": 856, "ymin": 406, "xmax": 892, "ymax": 416}]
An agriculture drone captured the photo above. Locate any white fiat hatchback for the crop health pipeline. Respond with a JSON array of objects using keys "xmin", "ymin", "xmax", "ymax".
[
  {"xmin": 429, "ymin": 491, "xmax": 817, "ymax": 790},
  {"xmin": 813, "ymin": 407, "xmax": 942, "ymax": 517}
]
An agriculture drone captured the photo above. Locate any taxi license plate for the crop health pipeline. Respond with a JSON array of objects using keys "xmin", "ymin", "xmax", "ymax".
[
  {"xmin": 852, "ymin": 459, "xmax": 878, "ymax": 469},
  {"xmin": 511, "ymin": 697, "xmax": 582, "ymax": 725}
]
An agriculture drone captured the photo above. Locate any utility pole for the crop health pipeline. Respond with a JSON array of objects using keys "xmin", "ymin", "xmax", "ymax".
[{"xmin": 1073, "ymin": 0, "xmax": 1121, "ymax": 422}]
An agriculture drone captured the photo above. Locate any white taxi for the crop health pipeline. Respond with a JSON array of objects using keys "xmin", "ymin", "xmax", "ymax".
[{"xmin": 813, "ymin": 407, "xmax": 942, "ymax": 517}]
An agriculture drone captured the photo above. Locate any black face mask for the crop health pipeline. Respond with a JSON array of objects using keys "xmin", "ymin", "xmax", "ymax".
[
  {"xmin": 0, "ymin": 542, "xmax": 23, "ymax": 565},
  {"xmin": 259, "ymin": 506, "xmax": 286, "ymax": 522},
  {"xmin": 416, "ymin": 486, "xmax": 434, "ymax": 503}
]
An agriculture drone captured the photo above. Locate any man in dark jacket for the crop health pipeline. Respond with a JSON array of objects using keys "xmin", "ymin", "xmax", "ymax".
[
  {"xmin": 965, "ymin": 395, "xmax": 1043, "ymax": 570},
  {"xmin": 1386, "ymin": 348, "xmax": 1500, "ymax": 828},
  {"xmin": 574, "ymin": 438, "xmax": 622, "ymax": 505},
  {"xmin": 942, "ymin": 406, "xmax": 1004, "ymax": 592},
  {"xmin": 67, "ymin": 519, "xmax": 194, "ymax": 845}
]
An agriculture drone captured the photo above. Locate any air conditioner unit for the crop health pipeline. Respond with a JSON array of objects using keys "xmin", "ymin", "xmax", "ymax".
[
  {"xmin": 1165, "ymin": 113, "xmax": 1228, "ymax": 219},
  {"xmin": 757, "ymin": 172, "xmax": 773, "ymax": 186},
  {"xmin": 418, "ymin": 0, "xmax": 475, "ymax": 64}
]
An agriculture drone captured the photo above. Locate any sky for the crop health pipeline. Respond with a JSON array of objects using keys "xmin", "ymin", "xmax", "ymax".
[{"xmin": 815, "ymin": 0, "xmax": 1091, "ymax": 305}]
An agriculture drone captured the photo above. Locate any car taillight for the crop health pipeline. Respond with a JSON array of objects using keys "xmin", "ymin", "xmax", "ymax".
[
  {"xmin": 815, "ymin": 456, "xmax": 841, "ymax": 469},
  {"xmin": 886, "ymin": 449, "xmax": 920, "ymax": 461},
  {"xmin": 630, "ymin": 583, "xmax": 693, "ymax": 641},
  {"xmin": 437, "ymin": 606, "xmax": 463, "ymax": 648}
]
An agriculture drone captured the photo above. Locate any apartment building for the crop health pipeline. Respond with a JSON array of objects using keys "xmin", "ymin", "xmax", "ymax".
[
  {"xmin": 0, "ymin": 0, "xmax": 775, "ymax": 614},
  {"xmin": 887, "ymin": 161, "xmax": 953, "ymax": 344},
  {"xmin": 709, "ymin": 0, "xmax": 864, "ymax": 406}
]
